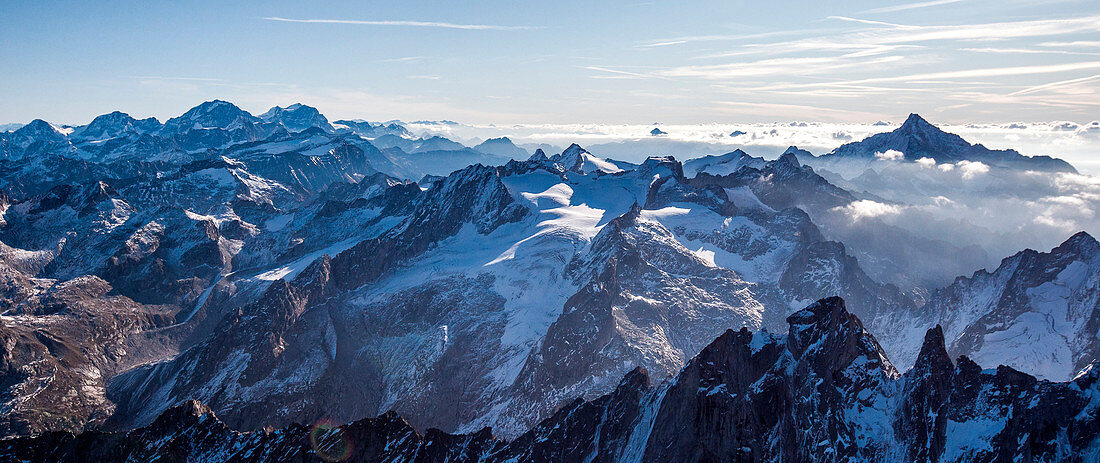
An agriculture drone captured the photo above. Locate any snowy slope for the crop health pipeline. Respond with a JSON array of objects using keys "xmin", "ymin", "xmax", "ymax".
[{"xmin": 875, "ymin": 232, "xmax": 1100, "ymax": 381}]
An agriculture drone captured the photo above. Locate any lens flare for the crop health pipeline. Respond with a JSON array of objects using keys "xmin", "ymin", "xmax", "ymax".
[{"xmin": 309, "ymin": 419, "xmax": 352, "ymax": 462}]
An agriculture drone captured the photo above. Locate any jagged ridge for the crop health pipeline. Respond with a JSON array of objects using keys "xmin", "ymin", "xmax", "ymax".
[{"xmin": 4, "ymin": 297, "xmax": 1097, "ymax": 462}]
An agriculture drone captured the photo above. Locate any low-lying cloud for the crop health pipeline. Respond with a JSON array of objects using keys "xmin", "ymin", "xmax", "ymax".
[
  {"xmin": 398, "ymin": 119, "xmax": 1100, "ymax": 175},
  {"xmin": 811, "ymin": 156, "xmax": 1100, "ymax": 283},
  {"xmin": 874, "ymin": 149, "xmax": 905, "ymax": 161},
  {"xmin": 832, "ymin": 199, "xmax": 903, "ymax": 220}
]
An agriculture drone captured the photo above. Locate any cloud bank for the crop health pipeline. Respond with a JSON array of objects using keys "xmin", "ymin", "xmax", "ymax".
[{"xmin": 399, "ymin": 119, "xmax": 1100, "ymax": 174}]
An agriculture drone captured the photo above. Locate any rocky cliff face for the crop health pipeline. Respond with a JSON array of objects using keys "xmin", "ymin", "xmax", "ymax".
[
  {"xmin": 0, "ymin": 275, "xmax": 179, "ymax": 436},
  {"xmin": 876, "ymin": 231, "xmax": 1100, "ymax": 381},
  {"xmin": 5, "ymin": 297, "xmax": 1097, "ymax": 462}
]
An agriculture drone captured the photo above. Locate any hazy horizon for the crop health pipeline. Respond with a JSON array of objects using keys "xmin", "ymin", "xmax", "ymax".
[{"xmin": 4, "ymin": 99, "xmax": 1099, "ymax": 174}]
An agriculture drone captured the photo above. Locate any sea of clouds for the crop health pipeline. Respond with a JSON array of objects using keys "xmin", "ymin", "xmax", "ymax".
[
  {"xmin": 807, "ymin": 154, "xmax": 1100, "ymax": 288},
  {"xmin": 405, "ymin": 119, "xmax": 1100, "ymax": 175}
]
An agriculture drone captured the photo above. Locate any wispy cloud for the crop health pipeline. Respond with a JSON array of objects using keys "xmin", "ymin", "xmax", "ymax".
[
  {"xmin": 1009, "ymin": 74, "xmax": 1100, "ymax": 96},
  {"xmin": 860, "ymin": 0, "xmax": 966, "ymax": 14},
  {"xmin": 1040, "ymin": 41, "xmax": 1100, "ymax": 48},
  {"xmin": 711, "ymin": 101, "xmax": 888, "ymax": 120},
  {"xmin": 591, "ymin": 11, "xmax": 1100, "ymax": 121},
  {"xmin": 580, "ymin": 65, "xmax": 663, "ymax": 80},
  {"xmin": 827, "ymin": 16, "xmax": 917, "ymax": 28},
  {"xmin": 755, "ymin": 61, "xmax": 1100, "ymax": 89},
  {"xmin": 684, "ymin": 15, "xmax": 1100, "ymax": 60},
  {"xmin": 638, "ymin": 40, "xmax": 689, "ymax": 48},
  {"xmin": 262, "ymin": 16, "xmax": 540, "ymax": 31},
  {"xmin": 961, "ymin": 47, "xmax": 1100, "ymax": 56},
  {"xmin": 696, "ymin": 42, "xmax": 918, "ymax": 60},
  {"xmin": 635, "ymin": 30, "xmax": 814, "ymax": 48},
  {"xmin": 379, "ymin": 56, "xmax": 425, "ymax": 63},
  {"xmin": 656, "ymin": 55, "xmax": 905, "ymax": 79},
  {"xmin": 823, "ymin": 15, "xmax": 1100, "ymax": 46}
]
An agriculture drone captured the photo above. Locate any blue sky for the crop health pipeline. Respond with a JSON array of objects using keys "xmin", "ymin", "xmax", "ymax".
[{"xmin": 2, "ymin": 0, "xmax": 1099, "ymax": 125}]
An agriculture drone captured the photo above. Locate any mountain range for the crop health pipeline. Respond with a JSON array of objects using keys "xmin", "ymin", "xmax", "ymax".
[{"xmin": 0, "ymin": 101, "xmax": 1097, "ymax": 461}]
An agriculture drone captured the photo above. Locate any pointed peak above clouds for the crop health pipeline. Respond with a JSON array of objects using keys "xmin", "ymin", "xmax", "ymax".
[
  {"xmin": 561, "ymin": 142, "xmax": 585, "ymax": 155},
  {"xmin": 824, "ymin": 112, "xmax": 1077, "ymax": 173},
  {"xmin": 900, "ymin": 113, "xmax": 935, "ymax": 131}
]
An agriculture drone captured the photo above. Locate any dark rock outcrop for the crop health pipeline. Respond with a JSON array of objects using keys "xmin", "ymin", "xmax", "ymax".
[{"xmin": 6, "ymin": 297, "xmax": 1098, "ymax": 462}]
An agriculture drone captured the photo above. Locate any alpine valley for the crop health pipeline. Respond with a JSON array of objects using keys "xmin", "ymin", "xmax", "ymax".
[{"xmin": 0, "ymin": 101, "xmax": 1097, "ymax": 462}]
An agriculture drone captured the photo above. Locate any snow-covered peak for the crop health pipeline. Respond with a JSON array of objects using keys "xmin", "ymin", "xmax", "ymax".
[
  {"xmin": 259, "ymin": 103, "xmax": 332, "ymax": 133},
  {"xmin": 683, "ymin": 149, "xmax": 765, "ymax": 177},
  {"xmin": 14, "ymin": 119, "xmax": 66, "ymax": 140},
  {"xmin": 332, "ymin": 120, "xmax": 413, "ymax": 139},
  {"xmin": 636, "ymin": 155, "xmax": 684, "ymax": 180},
  {"xmin": 161, "ymin": 100, "xmax": 258, "ymax": 134},
  {"xmin": 881, "ymin": 230, "xmax": 1100, "ymax": 380},
  {"xmin": 551, "ymin": 143, "xmax": 623, "ymax": 174},
  {"xmin": 75, "ymin": 111, "xmax": 161, "ymax": 140},
  {"xmin": 4, "ymin": 119, "xmax": 73, "ymax": 154}
]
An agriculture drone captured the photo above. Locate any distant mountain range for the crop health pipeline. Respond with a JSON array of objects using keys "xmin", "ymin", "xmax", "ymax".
[
  {"xmin": 0, "ymin": 100, "xmax": 517, "ymax": 194},
  {"xmin": 0, "ymin": 101, "xmax": 1096, "ymax": 461}
]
